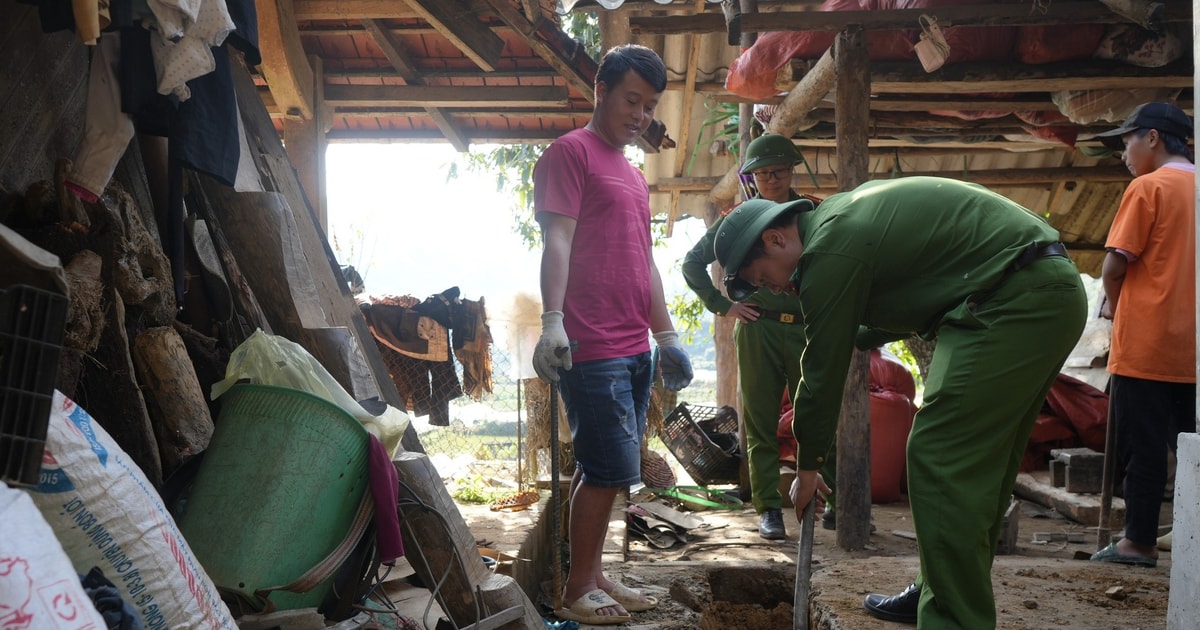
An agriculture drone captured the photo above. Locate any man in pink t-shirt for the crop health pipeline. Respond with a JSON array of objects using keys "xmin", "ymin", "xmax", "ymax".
[{"xmin": 532, "ymin": 44, "xmax": 692, "ymax": 626}]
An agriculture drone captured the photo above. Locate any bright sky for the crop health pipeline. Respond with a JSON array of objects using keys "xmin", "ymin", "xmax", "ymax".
[{"xmin": 325, "ymin": 143, "xmax": 709, "ymax": 323}]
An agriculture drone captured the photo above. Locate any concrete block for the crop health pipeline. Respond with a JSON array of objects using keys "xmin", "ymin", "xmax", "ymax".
[
  {"xmin": 1167, "ymin": 433, "xmax": 1199, "ymax": 629},
  {"xmin": 996, "ymin": 498, "xmax": 1020, "ymax": 555},
  {"xmin": 1049, "ymin": 459, "xmax": 1066, "ymax": 487},
  {"xmin": 1050, "ymin": 447, "xmax": 1103, "ymax": 465},
  {"xmin": 1064, "ymin": 459, "xmax": 1103, "ymax": 494}
]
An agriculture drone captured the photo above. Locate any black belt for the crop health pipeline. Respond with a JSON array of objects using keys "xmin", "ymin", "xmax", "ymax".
[
  {"xmin": 753, "ymin": 307, "xmax": 803, "ymax": 325},
  {"xmin": 1010, "ymin": 242, "xmax": 1069, "ymax": 272}
]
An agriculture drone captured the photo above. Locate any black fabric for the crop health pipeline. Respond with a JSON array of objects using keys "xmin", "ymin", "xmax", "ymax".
[
  {"xmin": 18, "ymin": 0, "xmax": 76, "ymax": 34},
  {"xmin": 1110, "ymin": 374, "xmax": 1196, "ymax": 547},
  {"xmin": 170, "ymin": 43, "xmax": 239, "ymax": 187},
  {"xmin": 224, "ymin": 0, "xmax": 261, "ymax": 65},
  {"xmin": 1010, "ymin": 241, "xmax": 1069, "ymax": 272},
  {"xmin": 80, "ymin": 566, "xmax": 143, "ymax": 630},
  {"xmin": 361, "ymin": 303, "xmax": 428, "ymax": 355},
  {"xmin": 412, "ymin": 286, "xmax": 461, "ymax": 329}
]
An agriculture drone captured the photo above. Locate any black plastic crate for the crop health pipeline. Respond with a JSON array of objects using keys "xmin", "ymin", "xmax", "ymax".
[
  {"xmin": 661, "ymin": 403, "xmax": 741, "ymax": 486},
  {"xmin": 0, "ymin": 285, "xmax": 68, "ymax": 488}
]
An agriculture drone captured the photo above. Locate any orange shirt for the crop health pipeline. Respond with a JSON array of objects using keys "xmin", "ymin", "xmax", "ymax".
[{"xmin": 1106, "ymin": 164, "xmax": 1196, "ymax": 382}]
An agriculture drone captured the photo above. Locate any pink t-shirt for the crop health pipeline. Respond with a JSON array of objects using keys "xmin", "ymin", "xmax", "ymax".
[{"xmin": 534, "ymin": 128, "xmax": 653, "ymax": 362}]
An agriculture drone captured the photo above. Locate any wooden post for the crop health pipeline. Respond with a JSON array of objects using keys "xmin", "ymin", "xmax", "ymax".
[
  {"xmin": 598, "ymin": 6, "xmax": 632, "ymax": 55},
  {"xmin": 833, "ymin": 25, "xmax": 873, "ymax": 552},
  {"xmin": 282, "ymin": 55, "xmax": 328, "ymax": 230}
]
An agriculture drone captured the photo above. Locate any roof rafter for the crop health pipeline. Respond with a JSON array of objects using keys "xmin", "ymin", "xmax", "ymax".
[
  {"xmin": 403, "ymin": 0, "xmax": 505, "ymax": 72},
  {"xmin": 779, "ymin": 58, "xmax": 1194, "ymax": 94},
  {"xmin": 361, "ymin": 18, "xmax": 470, "ymax": 151},
  {"xmin": 324, "ymin": 84, "xmax": 571, "ymax": 108},
  {"xmin": 259, "ymin": 0, "xmax": 315, "ymax": 119}
]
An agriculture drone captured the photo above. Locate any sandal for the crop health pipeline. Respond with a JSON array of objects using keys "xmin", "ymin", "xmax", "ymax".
[{"xmin": 1089, "ymin": 542, "xmax": 1157, "ymax": 567}]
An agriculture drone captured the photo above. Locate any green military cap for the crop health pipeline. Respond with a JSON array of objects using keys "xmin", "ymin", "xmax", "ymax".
[
  {"xmin": 713, "ymin": 197, "xmax": 814, "ymax": 300},
  {"xmin": 739, "ymin": 133, "xmax": 804, "ymax": 174}
]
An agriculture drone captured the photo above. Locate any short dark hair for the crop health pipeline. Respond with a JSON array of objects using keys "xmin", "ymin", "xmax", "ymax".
[
  {"xmin": 596, "ymin": 44, "xmax": 666, "ymax": 93},
  {"xmin": 740, "ymin": 208, "xmax": 803, "ymax": 269},
  {"xmin": 1134, "ymin": 128, "xmax": 1195, "ymax": 163}
]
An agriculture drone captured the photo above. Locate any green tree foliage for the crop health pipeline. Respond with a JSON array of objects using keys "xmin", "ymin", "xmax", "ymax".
[{"xmin": 447, "ymin": 144, "xmax": 546, "ymax": 248}]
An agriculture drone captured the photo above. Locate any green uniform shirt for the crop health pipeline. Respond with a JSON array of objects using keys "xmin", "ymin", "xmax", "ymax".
[{"xmin": 790, "ymin": 177, "xmax": 1061, "ymax": 470}]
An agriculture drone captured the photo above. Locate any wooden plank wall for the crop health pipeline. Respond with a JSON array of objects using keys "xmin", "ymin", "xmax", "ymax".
[{"xmin": 0, "ymin": 0, "xmax": 89, "ymax": 195}]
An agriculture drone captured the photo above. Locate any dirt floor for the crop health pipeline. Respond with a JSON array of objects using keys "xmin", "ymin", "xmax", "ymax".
[{"xmin": 456, "ymin": 490, "xmax": 1173, "ymax": 629}]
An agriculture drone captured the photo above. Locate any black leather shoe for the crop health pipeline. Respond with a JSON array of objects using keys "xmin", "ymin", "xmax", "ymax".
[
  {"xmin": 863, "ymin": 583, "xmax": 919, "ymax": 624},
  {"xmin": 759, "ymin": 508, "xmax": 786, "ymax": 540}
]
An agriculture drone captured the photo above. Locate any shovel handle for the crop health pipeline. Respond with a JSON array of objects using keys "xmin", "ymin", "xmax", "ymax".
[{"xmin": 794, "ymin": 498, "xmax": 816, "ymax": 630}]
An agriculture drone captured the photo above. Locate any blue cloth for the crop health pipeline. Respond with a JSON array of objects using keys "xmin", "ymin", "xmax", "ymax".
[
  {"xmin": 80, "ymin": 566, "xmax": 142, "ymax": 630},
  {"xmin": 557, "ymin": 352, "xmax": 652, "ymax": 487}
]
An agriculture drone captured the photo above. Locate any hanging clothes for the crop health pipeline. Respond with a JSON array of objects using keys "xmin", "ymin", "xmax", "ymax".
[{"xmin": 453, "ymin": 297, "xmax": 493, "ymax": 401}]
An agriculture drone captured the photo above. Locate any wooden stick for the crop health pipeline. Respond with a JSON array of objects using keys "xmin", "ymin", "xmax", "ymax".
[{"xmin": 793, "ymin": 498, "xmax": 816, "ymax": 630}]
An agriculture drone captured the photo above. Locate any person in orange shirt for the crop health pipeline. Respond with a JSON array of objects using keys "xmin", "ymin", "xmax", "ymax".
[{"xmin": 1091, "ymin": 102, "xmax": 1196, "ymax": 568}]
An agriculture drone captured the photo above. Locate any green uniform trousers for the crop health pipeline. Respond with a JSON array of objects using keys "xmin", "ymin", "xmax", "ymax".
[
  {"xmin": 734, "ymin": 318, "xmax": 837, "ymax": 512},
  {"xmin": 908, "ymin": 256, "xmax": 1086, "ymax": 629}
]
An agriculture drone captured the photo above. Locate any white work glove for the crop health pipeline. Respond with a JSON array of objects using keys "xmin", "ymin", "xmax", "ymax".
[
  {"xmin": 653, "ymin": 331, "xmax": 693, "ymax": 392},
  {"xmin": 533, "ymin": 311, "xmax": 572, "ymax": 383}
]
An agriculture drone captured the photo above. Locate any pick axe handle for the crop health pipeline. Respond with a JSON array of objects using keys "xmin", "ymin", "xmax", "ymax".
[
  {"xmin": 549, "ymin": 381, "xmax": 563, "ymax": 612},
  {"xmin": 794, "ymin": 499, "xmax": 816, "ymax": 630}
]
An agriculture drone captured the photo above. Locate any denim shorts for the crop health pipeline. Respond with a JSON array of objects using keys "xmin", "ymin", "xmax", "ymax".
[{"xmin": 557, "ymin": 352, "xmax": 652, "ymax": 487}]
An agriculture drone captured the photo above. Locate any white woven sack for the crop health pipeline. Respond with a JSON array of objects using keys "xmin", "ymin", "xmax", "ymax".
[
  {"xmin": 28, "ymin": 392, "xmax": 236, "ymax": 630},
  {"xmin": 1, "ymin": 482, "xmax": 108, "ymax": 629}
]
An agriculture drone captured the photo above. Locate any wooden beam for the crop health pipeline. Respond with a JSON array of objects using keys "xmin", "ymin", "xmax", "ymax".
[
  {"xmin": 321, "ymin": 68, "xmax": 563, "ymax": 81},
  {"xmin": 405, "ymin": 0, "xmax": 504, "ymax": 72},
  {"xmin": 654, "ymin": 167, "xmax": 1131, "ymax": 193},
  {"xmin": 283, "ymin": 55, "xmax": 329, "ymax": 227},
  {"xmin": 778, "ymin": 58, "xmax": 1194, "ymax": 94},
  {"xmin": 257, "ymin": 0, "xmax": 315, "ymax": 119},
  {"xmin": 484, "ymin": 0, "xmax": 598, "ymax": 103},
  {"xmin": 326, "ymin": 128, "xmax": 569, "ymax": 143},
  {"xmin": 629, "ymin": 1, "xmax": 1191, "ymax": 35},
  {"xmin": 520, "ymin": 0, "xmax": 540, "ymax": 23},
  {"xmin": 362, "ymin": 18, "xmax": 469, "ymax": 151},
  {"xmin": 324, "ymin": 84, "xmax": 570, "ymax": 108},
  {"xmin": 793, "ymin": 138, "xmax": 1097, "ymax": 150},
  {"xmin": 295, "ymin": 0, "xmax": 417, "ymax": 19},
  {"xmin": 669, "ymin": 0, "xmax": 707, "ymax": 229}
]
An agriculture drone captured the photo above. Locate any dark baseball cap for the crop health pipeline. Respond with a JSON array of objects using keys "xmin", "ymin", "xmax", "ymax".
[{"xmin": 1095, "ymin": 102, "xmax": 1193, "ymax": 150}]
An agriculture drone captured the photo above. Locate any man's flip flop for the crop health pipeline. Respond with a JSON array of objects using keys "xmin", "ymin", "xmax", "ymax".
[
  {"xmin": 608, "ymin": 582, "xmax": 659, "ymax": 612},
  {"xmin": 1089, "ymin": 542, "xmax": 1157, "ymax": 567},
  {"xmin": 555, "ymin": 589, "xmax": 632, "ymax": 625}
]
